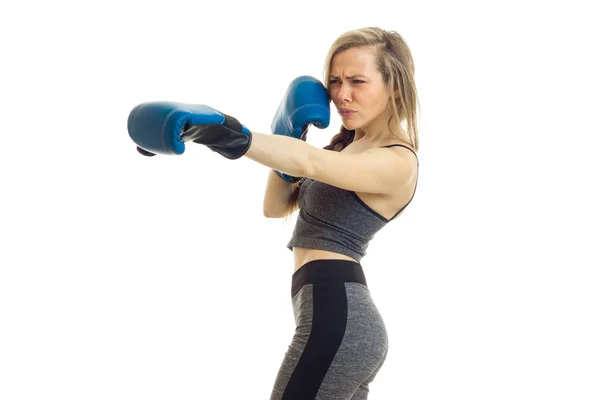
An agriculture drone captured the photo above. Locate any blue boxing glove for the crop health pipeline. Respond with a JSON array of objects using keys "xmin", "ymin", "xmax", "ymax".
[
  {"xmin": 271, "ymin": 76, "xmax": 330, "ymax": 182},
  {"xmin": 127, "ymin": 102, "xmax": 252, "ymax": 159}
]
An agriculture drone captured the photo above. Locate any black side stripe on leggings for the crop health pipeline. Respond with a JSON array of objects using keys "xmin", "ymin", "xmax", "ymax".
[{"xmin": 282, "ymin": 281, "xmax": 348, "ymax": 399}]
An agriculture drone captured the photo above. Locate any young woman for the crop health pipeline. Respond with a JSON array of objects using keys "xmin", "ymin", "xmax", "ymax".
[
  {"xmin": 131, "ymin": 25, "xmax": 420, "ymax": 400},
  {"xmin": 253, "ymin": 27, "xmax": 420, "ymax": 400}
]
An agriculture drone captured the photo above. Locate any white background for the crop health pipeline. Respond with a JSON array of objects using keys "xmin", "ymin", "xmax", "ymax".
[{"xmin": 1, "ymin": 0, "xmax": 599, "ymax": 399}]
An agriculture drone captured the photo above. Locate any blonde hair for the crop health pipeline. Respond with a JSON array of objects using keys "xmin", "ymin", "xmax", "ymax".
[{"xmin": 282, "ymin": 27, "xmax": 420, "ymax": 221}]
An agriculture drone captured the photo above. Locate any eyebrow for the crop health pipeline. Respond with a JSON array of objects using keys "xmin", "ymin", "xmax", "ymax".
[{"xmin": 329, "ymin": 75, "xmax": 368, "ymax": 80}]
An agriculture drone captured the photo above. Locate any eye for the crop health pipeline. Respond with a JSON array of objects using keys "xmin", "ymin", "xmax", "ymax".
[
  {"xmin": 353, "ymin": 79, "xmax": 365, "ymax": 84},
  {"xmin": 329, "ymin": 79, "xmax": 340, "ymax": 85}
]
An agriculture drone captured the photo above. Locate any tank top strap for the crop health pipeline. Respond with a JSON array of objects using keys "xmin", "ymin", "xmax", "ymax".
[
  {"xmin": 380, "ymin": 144, "xmax": 419, "ymax": 220},
  {"xmin": 380, "ymin": 144, "xmax": 418, "ymax": 163},
  {"xmin": 381, "ymin": 143, "xmax": 419, "ymax": 164}
]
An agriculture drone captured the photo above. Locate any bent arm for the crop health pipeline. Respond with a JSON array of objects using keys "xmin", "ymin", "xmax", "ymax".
[{"xmin": 262, "ymin": 169, "xmax": 298, "ymax": 218}]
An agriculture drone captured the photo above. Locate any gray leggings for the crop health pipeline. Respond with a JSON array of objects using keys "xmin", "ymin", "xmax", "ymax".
[{"xmin": 270, "ymin": 259, "xmax": 389, "ymax": 400}]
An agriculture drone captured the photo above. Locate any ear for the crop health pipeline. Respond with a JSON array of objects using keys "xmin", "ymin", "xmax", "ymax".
[{"xmin": 393, "ymin": 88, "xmax": 400, "ymax": 98}]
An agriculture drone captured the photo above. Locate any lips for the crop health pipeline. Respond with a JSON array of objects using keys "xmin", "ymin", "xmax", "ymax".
[{"xmin": 339, "ymin": 110, "xmax": 356, "ymax": 118}]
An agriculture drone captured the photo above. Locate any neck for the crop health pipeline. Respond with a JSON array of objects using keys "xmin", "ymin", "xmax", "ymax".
[
  {"xmin": 353, "ymin": 104, "xmax": 403, "ymax": 143},
  {"xmin": 354, "ymin": 115, "xmax": 400, "ymax": 145}
]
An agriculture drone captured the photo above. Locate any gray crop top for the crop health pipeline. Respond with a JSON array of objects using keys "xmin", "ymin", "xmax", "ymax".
[{"xmin": 287, "ymin": 144, "xmax": 419, "ymax": 262}]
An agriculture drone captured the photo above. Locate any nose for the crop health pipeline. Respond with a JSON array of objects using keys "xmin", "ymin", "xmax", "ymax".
[{"xmin": 332, "ymin": 81, "xmax": 352, "ymax": 105}]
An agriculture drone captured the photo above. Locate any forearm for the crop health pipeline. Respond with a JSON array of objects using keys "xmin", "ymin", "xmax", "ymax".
[
  {"xmin": 263, "ymin": 169, "xmax": 296, "ymax": 217},
  {"xmin": 245, "ymin": 132, "xmax": 312, "ymax": 177}
]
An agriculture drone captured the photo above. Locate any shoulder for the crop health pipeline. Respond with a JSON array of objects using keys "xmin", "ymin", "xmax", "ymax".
[
  {"xmin": 381, "ymin": 142, "xmax": 419, "ymax": 168},
  {"xmin": 381, "ymin": 142, "xmax": 417, "ymax": 156}
]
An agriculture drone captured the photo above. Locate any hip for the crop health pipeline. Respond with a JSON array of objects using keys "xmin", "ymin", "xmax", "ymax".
[{"xmin": 288, "ymin": 258, "xmax": 388, "ymax": 371}]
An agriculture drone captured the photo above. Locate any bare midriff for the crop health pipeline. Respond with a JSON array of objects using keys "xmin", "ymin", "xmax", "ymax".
[{"xmin": 293, "ymin": 247, "xmax": 358, "ymax": 272}]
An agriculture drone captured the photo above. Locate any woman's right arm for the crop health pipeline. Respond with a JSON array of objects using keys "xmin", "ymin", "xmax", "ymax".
[{"xmin": 263, "ymin": 170, "xmax": 299, "ymax": 218}]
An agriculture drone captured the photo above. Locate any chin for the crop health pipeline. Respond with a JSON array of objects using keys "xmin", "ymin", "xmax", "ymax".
[{"xmin": 342, "ymin": 121, "xmax": 361, "ymax": 131}]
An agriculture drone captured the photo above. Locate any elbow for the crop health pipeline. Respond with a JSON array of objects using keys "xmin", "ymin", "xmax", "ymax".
[
  {"xmin": 263, "ymin": 210, "xmax": 283, "ymax": 219},
  {"xmin": 263, "ymin": 204, "xmax": 282, "ymax": 219},
  {"xmin": 263, "ymin": 204, "xmax": 273, "ymax": 218}
]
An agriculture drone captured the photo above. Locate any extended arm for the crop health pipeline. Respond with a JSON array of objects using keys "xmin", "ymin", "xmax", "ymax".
[
  {"xmin": 245, "ymin": 132, "xmax": 415, "ymax": 195},
  {"xmin": 126, "ymin": 76, "xmax": 414, "ymax": 196},
  {"xmin": 245, "ymin": 132, "xmax": 312, "ymax": 179}
]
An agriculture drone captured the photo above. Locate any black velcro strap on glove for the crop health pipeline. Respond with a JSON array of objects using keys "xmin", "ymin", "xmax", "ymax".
[{"xmin": 181, "ymin": 113, "xmax": 252, "ymax": 160}]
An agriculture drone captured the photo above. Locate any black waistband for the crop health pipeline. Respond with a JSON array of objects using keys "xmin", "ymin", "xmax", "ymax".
[{"xmin": 291, "ymin": 259, "xmax": 367, "ymax": 298}]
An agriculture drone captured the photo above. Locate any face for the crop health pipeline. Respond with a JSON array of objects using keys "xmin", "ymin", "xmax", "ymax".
[{"xmin": 328, "ymin": 46, "xmax": 392, "ymax": 134}]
